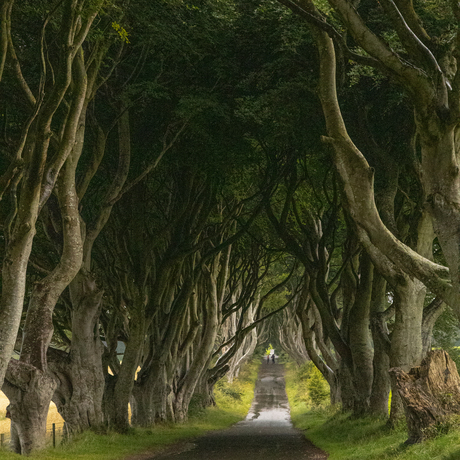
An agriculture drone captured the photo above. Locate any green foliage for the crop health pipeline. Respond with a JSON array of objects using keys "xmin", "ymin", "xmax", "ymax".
[
  {"xmin": 307, "ymin": 365, "xmax": 330, "ymax": 407},
  {"xmin": 433, "ymin": 305, "xmax": 460, "ymax": 369},
  {"xmin": 285, "ymin": 361, "xmax": 330, "ymax": 409},
  {"xmin": 214, "ymin": 358, "xmax": 260, "ymax": 417},
  {"xmin": 111, "ymin": 21, "xmax": 130, "ymax": 43},
  {"xmin": 312, "ymin": 0, "xmax": 332, "ymax": 15},
  {"xmin": 348, "ymin": 55, "xmax": 385, "ymax": 88}
]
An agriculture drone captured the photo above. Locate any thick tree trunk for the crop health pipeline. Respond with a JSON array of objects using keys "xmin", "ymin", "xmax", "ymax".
[
  {"xmin": 106, "ymin": 299, "xmax": 146, "ymax": 433},
  {"xmin": 151, "ymin": 366, "xmax": 175, "ymax": 423},
  {"xmin": 131, "ymin": 378, "xmax": 154, "ymax": 427},
  {"xmin": 348, "ymin": 253, "xmax": 374, "ymax": 417},
  {"xmin": 337, "ymin": 362, "xmax": 354, "ymax": 412},
  {"xmin": 417, "ymin": 121, "xmax": 460, "ymax": 299},
  {"xmin": 173, "ymin": 329, "xmax": 218, "ymax": 422},
  {"xmin": 51, "ymin": 271, "xmax": 105, "ymax": 434},
  {"xmin": 192, "ymin": 373, "xmax": 219, "ymax": 410},
  {"xmin": 57, "ymin": 103, "xmax": 132, "ymax": 434},
  {"xmin": 0, "ymin": 226, "xmax": 36, "ymax": 391},
  {"xmin": 390, "ymin": 350, "xmax": 460, "ymax": 444},
  {"xmin": 130, "ymin": 355, "xmax": 174, "ymax": 426},
  {"xmin": 387, "ymin": 277, "xmax": 425, "ymax": 425},
  {"xmin": 172, "ymin": 248, "xmax": 231, "ymax": 421},
  {"xmin": 2, "ymin": 360, "xmax": 57, "ymax": 454},
  {"xmin": 369, "ymin": 273, "xmax": 391, "ymax": 416},
  {"xmin": 131, "ymin": 289, "xmax": 194, "ymax": 427}
]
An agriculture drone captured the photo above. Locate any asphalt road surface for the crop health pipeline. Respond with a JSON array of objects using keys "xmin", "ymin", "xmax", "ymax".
[{"xmin": 149, "ymin": 362, "xmax": 328, "ymax": 460}]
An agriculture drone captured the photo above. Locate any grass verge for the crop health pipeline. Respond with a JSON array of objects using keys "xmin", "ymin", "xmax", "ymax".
[
  {"xmin": 285, "ymin": 363, "xmax": 460, "ymax": 460},
  {"xmin": 0, "ymin": 359, "xmax": 259, "ymax": 460}
]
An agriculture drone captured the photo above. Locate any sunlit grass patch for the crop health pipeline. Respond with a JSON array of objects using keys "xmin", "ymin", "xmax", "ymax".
[{"xmin": 214, "ymin": 358, "xmax": 260, "ymax": 417}]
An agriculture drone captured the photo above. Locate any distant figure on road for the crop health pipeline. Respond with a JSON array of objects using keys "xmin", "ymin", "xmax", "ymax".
[
  {"xmin": 271, "ymin": 353, "xmax": 275, "ymax": 364},
  {"xmin": 266, "ymin": 354, "xmax": 270, "ymax": 364}
]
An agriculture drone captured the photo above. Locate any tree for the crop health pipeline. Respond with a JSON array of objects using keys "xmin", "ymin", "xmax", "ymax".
[{"xmin": 275, "ymin": 0, "xmax": 456, "ymax": 428}]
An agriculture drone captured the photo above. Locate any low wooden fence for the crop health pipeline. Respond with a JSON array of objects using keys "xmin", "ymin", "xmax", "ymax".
[{"xmin": 0, "ymin": 420, "xmax": 65, "ymax": 450}]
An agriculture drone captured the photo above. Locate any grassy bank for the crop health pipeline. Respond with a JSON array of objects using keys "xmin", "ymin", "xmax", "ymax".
[
  {"xmin": 0, "ymin": 359, "xmax": 259, "ymax": 460},
  {"xmin": 285, "ymin": 363, "xmax": 460, "ymax": 460}
]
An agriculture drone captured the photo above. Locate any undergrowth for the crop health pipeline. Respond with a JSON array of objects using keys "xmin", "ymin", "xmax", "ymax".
[
  {"xmin": 214, "ymin": 358, "xmax": 259, "ymax": 417},
  {"xmin": 285, "ymin": 361, "xmax": 460, "ymax": 460},
  {"xmin": 0, "ymin": 359, "xmax": 260, "ymax": 460},
  {"xmin": 285, "ymin": 361, "xmax": 329, "ymax": 409}
]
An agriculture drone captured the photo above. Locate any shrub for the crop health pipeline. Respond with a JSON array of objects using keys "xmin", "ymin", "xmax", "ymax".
[
  {"xmin": 286, "ymin": 361, "xmax": 330, "ymax": 409},
  {"xmin": 306, "ymin": 364, "xmax": 329, "ymax": 407}
]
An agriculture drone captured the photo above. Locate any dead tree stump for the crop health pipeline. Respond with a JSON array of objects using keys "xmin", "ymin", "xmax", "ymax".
[{"xmin": 389, "ymin": 350, "xmax": 460, "ymax": 444}]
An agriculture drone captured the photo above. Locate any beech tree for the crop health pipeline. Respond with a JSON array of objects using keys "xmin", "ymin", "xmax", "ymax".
[
  {"xmin": 272, "ymin": 0, "xmax": 459, "ymax": 430},
  {"xmin": 277, "ymin": 0, "xmax": 457, "ymax": 313},
  {"xmin": 0, "ymin": 0, "xmax": 109, "ymax": 398}
]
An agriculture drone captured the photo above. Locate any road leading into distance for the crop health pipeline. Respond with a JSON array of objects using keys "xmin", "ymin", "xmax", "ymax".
[{"xmin": 148, "ymin": 361, "xmax": 328, "ymax": 460}]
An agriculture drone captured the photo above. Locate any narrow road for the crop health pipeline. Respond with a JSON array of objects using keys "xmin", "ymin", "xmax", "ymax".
[{"xmin": 150, "ymin": 362, "xmax": 328, "ymax": 459}]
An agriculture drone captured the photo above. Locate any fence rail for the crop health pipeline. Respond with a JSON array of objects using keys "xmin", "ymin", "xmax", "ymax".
[{"xmin": 0, "ymin": 421, "xmax": 65, "ymax": 450}]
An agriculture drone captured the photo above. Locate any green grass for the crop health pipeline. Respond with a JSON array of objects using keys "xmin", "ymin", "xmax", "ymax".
[
  {"xmin": 213, "ymin": 359, "xmax": 259, "ymax": 416},
  {"xmin": 285, "ymin": 363, "xmax": 460, "ymax": 460},
  {"xmin": 0, "ymin": 359, "xmax": 260, "ymax": 460}
]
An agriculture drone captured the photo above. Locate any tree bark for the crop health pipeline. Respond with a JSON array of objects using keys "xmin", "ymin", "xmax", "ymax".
[
  {"xmin": 390, "ymin": 350, "xmax": 460, "ymax": 444},
  {"xmin": 50, "ymin": 271, "xmax": 105, "ymax": 434},
  {"xmin": 2, "ymin": 360, "xmax": 57, "ymax": 454},
  {"xmin": 172, "ymin": 252, "xmax": 227, "ymax": 421},
  {"xmin": 369, "ymin": 273, "xmax": 391, "ymax": 417},
  {"xmin": 106, "ymin": 294, "xmax": 147, "ymax": 433}
]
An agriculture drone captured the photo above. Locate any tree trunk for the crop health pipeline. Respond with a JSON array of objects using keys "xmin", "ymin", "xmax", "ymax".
[
  {"xmin": 348, "ymin": 253, "xmax": 374, "ymax": 417},
  {"xmin": 106, "ymin": 299, "xmax": 146, "ymax": 433},
  {"xmin": 369, "ymin": 273, "xmax": 391, "ymax": 417},
  {"xmin": 51, "ymin": 271, "xmax": 105, "ymax": 434},
  {"xmin": 2, "ymin": 360, "xmax": 57, "ymax": 454},
  {"xmin": 131, "ymin": 287, "xmax": 194, "ymax": 427},
  {"xmin": 131, "ymin": 378, "xmax": 154, "ymax": 427},
  {"xmin": 388, "ymin": 274, "xmax": 426, "ymax": 425},
  {"xmin": 56, "ymin": 99, "xmax": 133, "ymax": 435},
  {"xmin": 192, "ymin": 373, "xmax": 219, "ymax": 410},
  {"xmin": 173, "ymin": 290, "xmax": 220, "ymax": 420},
  {"xmin": 421, "ymin": 298, "xmax": 444, "ymax": 357},
  {"xmin": 390, "ymin": 350, "xmax": 460, "ymax": 444}
]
